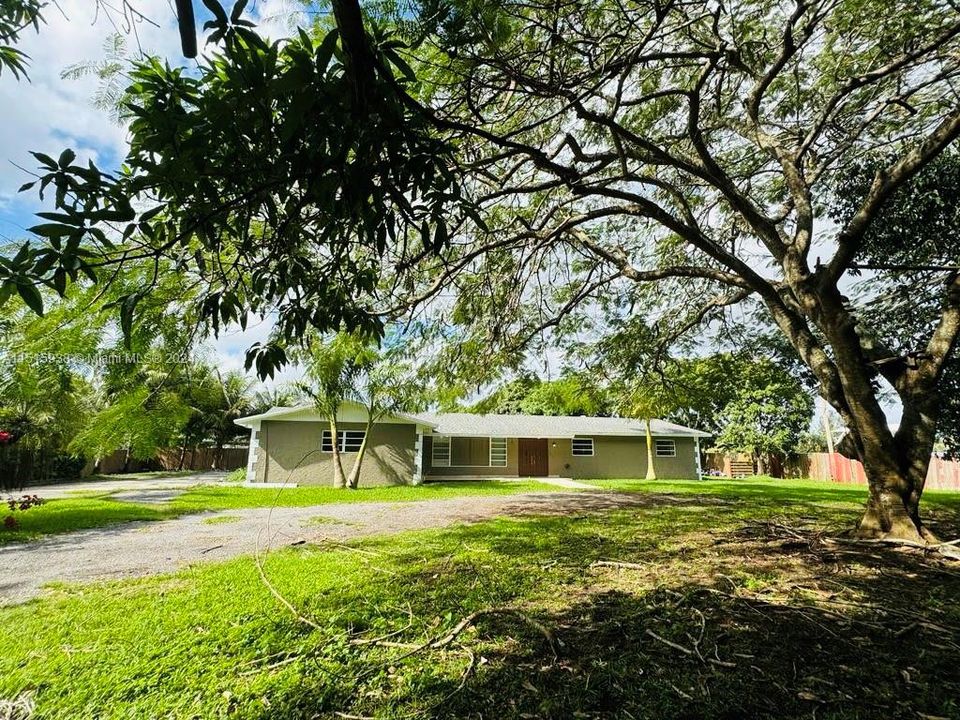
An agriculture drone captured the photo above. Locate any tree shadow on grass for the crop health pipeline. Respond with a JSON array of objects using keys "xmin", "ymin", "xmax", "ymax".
[{"xmin": 297, "ymin": 500, "xmax": 960, "ymax": 720}]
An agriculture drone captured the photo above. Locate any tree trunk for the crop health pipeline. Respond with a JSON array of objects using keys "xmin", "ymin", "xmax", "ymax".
[
  {"xmin": 122, "ymin": 446, "xmax": 131, "ymax": 474},
  {"xmin": 644, "ymin": 418, "xmax": 657, "ymax": 480},
  {"xmin": 177, "ymin": 443, "xmax": 187, "ymax": 472},
  {"xmin": 214, "ymin": 438, "xmax": 224, "ymax": 470},
  {"xmin": 345, "ymin": 417, "xmax": 374, "ymax": 489},
  {"xmin": 329, "ymin": 418, "xmax": 347, "ymax": 489},
  {"xmin": 852, "ymin": 388, "xmax": 940, "ymax": 542},
  {"xmin": 765, "ymin": 281, "xmax": 944, "ymax": 542}
]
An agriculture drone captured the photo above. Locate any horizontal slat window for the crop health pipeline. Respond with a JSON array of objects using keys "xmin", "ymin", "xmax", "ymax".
[
  {"xmin": 322, "ymin": 430, "xmax": 366, "ymax": 453},
  {"xmin": 490, "ymin": 437, "xmax": 507, "ymax": 467},
  {"xmin": 572, "ymin": 438, "xmax": 594, "ymax": 456},
  {"xmin": 342, "ymin": 431, "xmax": 365, "ymax": 453},
  {"xmin": 655, "ymin": 439, "xmax": 676, "ymax": 457},
  {"xmin": 432, "ymin": 435, "xmax": 451, "ymax": 467}
]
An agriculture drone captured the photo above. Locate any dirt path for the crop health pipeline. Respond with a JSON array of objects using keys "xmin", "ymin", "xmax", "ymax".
[
  {"xmin": 0, "ymin": 490, "xmax": 676, "ymax": 606},
  {"xmin": 16, "ymin": 471, "xmax": 230, "ymax": 499}
]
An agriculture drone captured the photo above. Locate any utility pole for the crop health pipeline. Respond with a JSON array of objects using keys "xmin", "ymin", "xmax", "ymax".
[{"xmin": 821, "ymin": 398, "xmax": 835, "ymax": 455}]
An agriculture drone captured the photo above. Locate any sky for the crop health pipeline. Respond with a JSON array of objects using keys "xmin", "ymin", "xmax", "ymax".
[{"xmin": 0, "ymin": 0, "xmax": 310, "ymax": 389}]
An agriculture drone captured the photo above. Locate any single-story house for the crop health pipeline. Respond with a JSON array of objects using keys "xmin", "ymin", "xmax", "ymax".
[{"xmin": 235, "ymin": 401, "xmax": 710, "ymax": 486}]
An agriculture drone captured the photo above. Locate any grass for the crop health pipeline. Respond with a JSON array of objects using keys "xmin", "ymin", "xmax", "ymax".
[
  {"xmin": 1, "ymin": 478, "xmax": 959, "ymax": 719},
  {"xmin": 0, "ymin": 496, "xmax": 173, "ymax": 544},
  {"xmin": 0, "ymin": 480, "xmax": 563, "ymax": 545},
  {"xmin": 168, "ymin": 479, "xmax": 560, "ymax": 512},
  {"xmin": 585, "ymin": 475, "xmax": 960, "ymax": 513}
]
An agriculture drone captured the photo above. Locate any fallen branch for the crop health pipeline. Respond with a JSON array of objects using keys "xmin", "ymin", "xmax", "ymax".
[
  {"xmin": 645, "ymin": 628, "xmax": 693, "ymax": 656},
  {"xmin": 646, "ymin": 625, "xmax": 736, "ymax": 668},
  {"xmin": 592, "ymin": 559, "xmax": 649, "ymax": 570},
  {"xmin": 355, "ymin": 607, "xmax": 558, "ymax": 666},
  {"xmin": 822, "ymin": 536, "xmax": 960, "ymax": 560},
  {"xmin": 430, "ymin": 607, "xmax": 556, "ymax": 655}
]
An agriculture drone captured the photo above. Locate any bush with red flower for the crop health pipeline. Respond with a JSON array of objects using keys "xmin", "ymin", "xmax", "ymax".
[{"xmin": 3, "ymin": 494, "xmax": 46, "ymax": 530}]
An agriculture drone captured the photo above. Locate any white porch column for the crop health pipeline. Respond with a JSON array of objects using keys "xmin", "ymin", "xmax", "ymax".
[
  {"xmin": 694, "ymin": 436, "xmax": 703, "ymax": 480},
  {"xmin": 245, "ymin": 428, "xmax": 259, "ymax": 482},
  {"xmin": 413, "ymin": 431, "xmax": 424, "ymax": 485}
]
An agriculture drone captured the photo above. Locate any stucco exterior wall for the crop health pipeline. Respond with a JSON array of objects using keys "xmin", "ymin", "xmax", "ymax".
[
  {"xmin": 420, "ymin": 434, "xmax": 699, "ymax": 480},
  {"xmin": 561, "ymin": 436, "xmax": 699, "ymax": 479},
  {"xmin": 256, "ymin": 420, "xmax": 417, "ymax": 486}
]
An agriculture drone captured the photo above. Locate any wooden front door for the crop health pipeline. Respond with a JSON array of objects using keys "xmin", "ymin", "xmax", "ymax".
[{"xmin": 518, "ymin": 438, "xmax": 549, "ymax": 477}]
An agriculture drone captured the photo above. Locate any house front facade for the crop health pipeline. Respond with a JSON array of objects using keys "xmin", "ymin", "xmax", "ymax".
[{"xmin": 235, "ymin": 403, "xmax": 710, "ymax": 486}]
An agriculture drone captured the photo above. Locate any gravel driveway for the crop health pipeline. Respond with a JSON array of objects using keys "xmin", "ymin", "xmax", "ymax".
[{"xmin": 0, "ymin": 490, "xmax": 662, "ymax": 606}]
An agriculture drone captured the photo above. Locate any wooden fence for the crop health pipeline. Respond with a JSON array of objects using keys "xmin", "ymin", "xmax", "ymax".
[
  {"xmin": 706, "ymin": 451, "xmax": 960, "ymax": 491},
  {"xmin": 87, "ymin": 447, "xmax": 248, "ymax": 475}
]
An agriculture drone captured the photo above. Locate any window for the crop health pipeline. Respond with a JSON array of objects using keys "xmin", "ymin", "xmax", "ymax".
[
  {"xmin": 322, "ymin": 430, "xmax": 366, "ymax": 453},
  {"xmin": 490, "ymin": 437, "xmax": 507, "ymax": 467},
  {"xmin": 433, "ymin": 436, "xmax": 504, "ymax": 467},
  {"xmin": 655, "ymin": 439, "xmax": 676, "ymax": 457},
  {"xmin": 572, "ymin": 438, "xmax": 594, "ymax": 456},
  {"xmin": 432, "ymin": 436, "xmax": 451, "ymax": 467}
]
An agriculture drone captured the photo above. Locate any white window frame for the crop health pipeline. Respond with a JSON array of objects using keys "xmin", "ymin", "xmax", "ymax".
[
  {"xmin": 432, "ymin": 435, "xmax": 451, "ymax": 467},
  {"xmin": 322, "ymin": 430, "xmax": 366, "ymax": 454},
  {"xmin": 489, "ymin": 437, "xmax": 507, "ymax": 467},
  {"xmin": 655, "ymin": 439, "xmax": 676, "ymax": 457},
  {"xmin": 572, "ymin": 438, "xmax": 594, "ymax": 456}
]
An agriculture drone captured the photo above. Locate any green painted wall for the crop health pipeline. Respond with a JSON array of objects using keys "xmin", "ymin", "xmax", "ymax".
[
  {"xmin": 421, "ymin": 434, "xmax": 699, "ymax": 480},
  {"xmin": 256, "ymin": 420, "xmax": 417, "ymax": 486}
]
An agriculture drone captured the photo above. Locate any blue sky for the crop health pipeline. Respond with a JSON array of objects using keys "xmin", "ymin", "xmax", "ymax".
[{"xmin": 0, "ymin": 0, "xmax": 309, "ymax": 387}]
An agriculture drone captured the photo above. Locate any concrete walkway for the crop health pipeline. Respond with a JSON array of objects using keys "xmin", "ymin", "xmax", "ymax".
[
  {"xmin": 0, "ymin": 490, "xmax": 681, "ymax": 606},
  {"xmin": 536, "ymin": 477, "xmax": 597, "ymax": 490}
]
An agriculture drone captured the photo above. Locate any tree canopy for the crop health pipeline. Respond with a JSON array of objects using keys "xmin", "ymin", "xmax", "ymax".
[
  {"xmin": 3, "ymin": 0, "xmax": 960, "ymax": 540},
  {"xmin": 467, "ymin": 374, "xmax": 610, "ymax": 416}
]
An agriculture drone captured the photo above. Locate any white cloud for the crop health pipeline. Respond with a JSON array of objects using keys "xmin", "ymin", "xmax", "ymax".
[
  {"xmin": 0, "ymin": 0, "xmax": 308, "ymax": 391},
  {"xmin": 0, "ymin": 0, "xmax": 186, "ymax": 202}
]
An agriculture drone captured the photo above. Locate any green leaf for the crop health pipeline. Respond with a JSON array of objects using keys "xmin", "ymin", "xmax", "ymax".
[
  {"xmin": 119, "ymin": 293, "xmax": 141, "ymax": 344},
  {"xmin": 51, "ymin": 268, "xmax": 67, "ymax": 296},
  {"xmin": 58, "ymin": 148, "xmax": 77, "ymax": 168},
  {"xmin": 28, "ymin": 223, "xmax": 73, "ymax": 238},
  {"xmin": 29, "ymin": 151, "xmax": 57, "ymax": 169},
  {"xmin": 202, "ymin": 0, "xmax": 229, "ymax": 25},
  {"xmin": 17, "ymin": 282, "xmax": 44, "ymax": 316},
  {"xmin": 230, "ymin": 0, "xmax": 248, "ymax": 23},
  {"xmin": 315, "ymin": 28, "xmax": 339, "ymax": 73}
]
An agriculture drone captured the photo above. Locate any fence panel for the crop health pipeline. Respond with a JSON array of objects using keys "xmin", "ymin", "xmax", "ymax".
[
  {"xmin": 708, "ymin": 451, "xmax": 960, "ymax": 490},
  {"xmin": 87, "ymin": 447, "xmax": 248, "ymax": 475}
]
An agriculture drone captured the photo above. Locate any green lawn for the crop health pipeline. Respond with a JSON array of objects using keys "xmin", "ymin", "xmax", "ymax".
[
  {"xmin": 1, "ymin": 478, "xmax": 959, "ymax": 719},
  {"xmin": 0, "ymin": 496, "xmax": 174, "ymax": 544},
  {"xmin": 585, "ymin": 475, "xmax": 960, "ymax": 510},
  {"xmin": 0, "ymin": 480, "xmax": 564, "ymax": 544}
]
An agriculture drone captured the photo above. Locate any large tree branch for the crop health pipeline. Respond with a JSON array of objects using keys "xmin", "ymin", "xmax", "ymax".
[
  {"xmin": 824, "ymin": 108, "xmax": 960, "ymax": 285},
  {"xmin": 923, "ymin": 272, "xmax": 960, "ymax": 377},
  {"xmin": 799, "ymin": 17, "xmax": 960, "ymax": 160},
  {"xmin": 570, "ymin": 228, "xmax": 751, "ymax": 288}
]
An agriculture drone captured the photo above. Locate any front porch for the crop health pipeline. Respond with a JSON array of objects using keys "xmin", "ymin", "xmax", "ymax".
[{"xmin": 421, "ymin": 434, "xmax": 581, "ymax": 480}]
